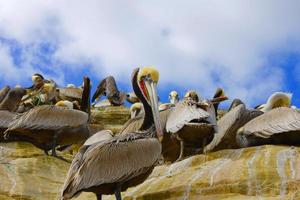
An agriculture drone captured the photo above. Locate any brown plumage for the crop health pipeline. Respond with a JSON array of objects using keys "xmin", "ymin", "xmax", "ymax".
[
  {"xmin": 92, "ymin": 76, "xmax": 128, "ymax": 106},
  {"xmin": 4, "ymin": 105, "xmax": 89, "ymax": 156},
  {"xmin": 4, "ymin": 77, "xmax": 91, "ymax": 158},
  {"xmin": 0, "ymin": 87, "xmax": 26, "ymax": 112},
  {"xmin": 120, "ymin": 108, "xmax": 180, "ymax": 162},
  {"xmin": 0, "ymin": 85, "xmax": 10, "ymax": 103},
  {"xmin": 61, "ymin": 67, "xmax": 163, "ymax": 200},
  {"xmin": 57, "ymin": 87, "xmax": 83, "ymax": 102},
  {"xmin": 204, "ymin": 100, "xmax": 262, "ymax": 152},
  {"xmin": 237, "ymin": 107, "xmax": 300, "ymax": 147},
  {"xmin": 165, "ymin": 93, "xmax": 217, "ymax": 161}
]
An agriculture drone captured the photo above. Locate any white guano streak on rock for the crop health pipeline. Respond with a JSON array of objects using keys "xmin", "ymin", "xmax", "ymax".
[
  {"xmin": 129, "ymin": 157, "xmax": 195, "ymax": 199},
  {"xmin": 182, "ymin": 159, "xmax": 226, "ymax": 200},
  {"xmin": 209, "ymin": 148, "xmax": 244, "ymax": 186},
  {"xmin": 247, "ymin": 146, "xmax": 262, "ymax": 197},
  {"xmin": 276, "ymin": 147, "xmax": 298, "ymax": 200}
]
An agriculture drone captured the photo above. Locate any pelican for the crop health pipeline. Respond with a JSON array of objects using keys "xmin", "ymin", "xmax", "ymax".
[
  {"xmin": 255, "ymin": 92, "xmax": 292, "ymax": 112},
  {"xmin": 27, "ymin": 73, "xmax": 51, "ymax": 92},
  {"xmin": 166, "ymin": 91, "xmax": 217, "ymax": 161},
  {"xmin": 0, "ymin": 111, "xmax": 17, "ymax": 141},
  {"xmin": 0, "ymin": 87, "xmax": 26, "ymax": 112},
  {"xmin": 56, "ymin": 86, "xmax": 83, "ymax": 103},
  {"xmin": 60, "ymin": 67, "xmax": 163, "ymax": 200},
  {"xmin": 204, "ymin": 99, "xmax": 263, "ymax": 153},
  {"xmin": 130, "ymin": 102, "xmax": 144, "ymax": 118},
  {"xmin": 55, "ymin": 100, "xmax": 81, "ymax": 110},
  {"xmin": 0, "ymin": 85, "xmax": 10, "ymax": 103},
  {"xmin": 158, "ymin": 90, "xmax": 180, "ymax": 111},
  {"xmin": 212, "ymin": 88, "xmax": 227, "ymax": 118},
  {"xmin": 4, "ymin": 77, "xmax": 91, "ymax": 159},
  {"xmin": 237, "ymin": 107, "xmax": 300, "ymax": 148},
  {"xmin": 92, "ymin": 75, "xmax": 136, "ymax": 106}
]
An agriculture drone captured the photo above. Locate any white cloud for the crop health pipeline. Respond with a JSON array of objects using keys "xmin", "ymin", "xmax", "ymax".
[{"xmin": 0, "ymin": 0, "xmax": 300, "ymax": 105}]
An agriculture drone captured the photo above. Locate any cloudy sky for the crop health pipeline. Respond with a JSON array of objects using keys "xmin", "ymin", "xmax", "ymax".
[{"xmin": 0, "ymin": 0, "xmax": 300, "ymax": 107}]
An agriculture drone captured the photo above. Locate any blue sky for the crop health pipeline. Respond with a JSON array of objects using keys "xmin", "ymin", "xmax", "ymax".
[{"xmin": 0, "ymin": 1, "xmax": 300, "ymax": 108}]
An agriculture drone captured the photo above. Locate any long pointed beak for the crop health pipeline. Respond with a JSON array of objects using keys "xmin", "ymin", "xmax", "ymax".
[
  {"xmin": 145, "ymin": 81, "xmax": 163, "ymax": 141},
  {"xmin": 210, "ymin": 96, "xmax": 228, "ymax": 104}
]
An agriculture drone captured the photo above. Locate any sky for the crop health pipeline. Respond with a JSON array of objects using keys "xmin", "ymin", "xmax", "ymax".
[{"xmin": 0, "ymin": 0, "xmax": 300, "ymax": 108}]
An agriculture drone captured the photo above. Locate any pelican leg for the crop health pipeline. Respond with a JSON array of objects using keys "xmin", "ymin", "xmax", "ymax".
[
  {"xmin": 96, "ymin": 193, "xmax": 102, "ymax": 200},
  {"xmin": 50, "ymin": 136, "xmax": 70, "ymax": 163},
  {"xmin": 175, "ymin": 139, "xmax": 185, "ymax": 162},
  {"xmin": 43, "ymin": 149, "xmax": 49, "ymax": 156},
  {"xmin": 115, "ymin": 185, "xmax": 122, "ymax": 200}
]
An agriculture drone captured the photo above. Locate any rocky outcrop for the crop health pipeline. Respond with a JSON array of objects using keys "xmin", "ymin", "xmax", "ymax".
[
  {"xmin": 1, "ymin": 142, "xmax": 300, "ymax": 200},
  {"xmin": 90, "ymin": 106, "xmax": 130, "ymax": 134}
]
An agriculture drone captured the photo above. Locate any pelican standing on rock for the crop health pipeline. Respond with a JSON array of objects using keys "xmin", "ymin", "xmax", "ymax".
[
  {"xmin": 60, "ymin": 67, "xmax": 163, "ymax": 200},
  {"xmin": 4, "ymin": 77, "xmax": 91, "ymax": 159}
]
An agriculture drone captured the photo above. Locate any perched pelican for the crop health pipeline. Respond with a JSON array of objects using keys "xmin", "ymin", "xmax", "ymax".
[
  {"xmin": 212, "ymin": 88, "xmax": 228, "ymax": 118},
  {"xmin": 4, "ymin": 77, "xmax": 91, "ymax": 159},
  {"xmin": 166, "ymin": 91, "xmax": 216, "ymax": 161},
  {"xmin": 255, "ymin": 92, "xmax": 292, "ymax": 112},
  {"xmin": 92, "ymin": 75, "xmax": 135, "ymax": 106},
  {"xmin": 0, "ymin": 85, "xmax": 10, "ymax": 103},
  {"xmin": 236, "ymin": 107, "xmax": 300, "ymax": 148},
  {"xmin": 158, "ymin": 90, "xmax": 180, "ymax": 111},
  {"xmin": 130, "ymin": 102, "xmax": 144, "ymax": 118},
  {"xmin": 56, "ymin": 86, "xmax": 83, "ymax": 103},
  {"xmin": 60, "ymin": 67, "xmax": 163, "ymax": 200},
  {"xmin": 55, "ymin": 100, "xmax": 80, "ymax": 110},
  {"xmin": 0, "ymin": 87, "xmax": 26, "ymax": 112},
  {"xmin": 27, "ymin": 73, "xmax": 51, "ymax": 92},
  {"xmin": 204, "ymin": 99, "xmax": 263, "ymax": 152}
]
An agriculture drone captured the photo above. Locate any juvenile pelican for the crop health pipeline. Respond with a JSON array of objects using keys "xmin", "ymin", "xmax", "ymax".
[
  {"xmin": 0, "ymin": 87, "xmax": 26, "ymax": 112},
  {"xmin": 61, "ymin": 67, "xmax": 163, "ymax": 200}
]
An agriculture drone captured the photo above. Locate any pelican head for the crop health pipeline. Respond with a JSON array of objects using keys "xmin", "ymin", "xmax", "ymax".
[
  {"xmin": 259, "ymin": 92, "xmax": 292, "ymax": 112},
  {"xmin": 55, "ymin": 100, "xmax": 74, "ymax": 109},
  {"xmin": 137, "ymin": 66, "xmax": 163, "ymax": 140},
  {"xmin": 66, "ymin": 84, "xmax": 76, "ymax": 88},
  {"xmin": 32, "ymin": 73, "xmax": 44, "ymax": 84},
  {"xmin": 130, "ymin": 102, "xmax": 143, "ymax": 118},
  {"xmin": 184, "ymin": 90, "xmax": 199, "ymax": 102},
  {"xmin": 210, "ymin": 87, "xmax": 228, "ymax": 104},
  {"xmin": 169, "ymin": 90, "xmax": 179, "ymax": 104}
]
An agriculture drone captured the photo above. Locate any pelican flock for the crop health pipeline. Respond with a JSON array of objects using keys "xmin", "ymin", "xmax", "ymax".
[{"xmin": 0, "ymin": 66, "xmax": 298, "ymax": 200}]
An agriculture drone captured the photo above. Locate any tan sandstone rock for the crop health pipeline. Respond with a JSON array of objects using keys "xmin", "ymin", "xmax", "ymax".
[{"xmin": 1, "ymin": 142, "xmax": 300, "ymax": 200}]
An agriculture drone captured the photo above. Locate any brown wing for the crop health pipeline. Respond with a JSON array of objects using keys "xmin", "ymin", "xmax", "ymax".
[
  {"xmin": 120, "ymin": 116, "xmax": 144, "ymax": 134},
  {"xmin": 204, "ymin": 104, "xmax": 262, "ymax": 152},
  {"xmin": 61, "ymin": 133, "xmax": 161, "ymax": 199},
  {"xmin": 58, "ymin": 88, "xmax": 83, "ymax": 101},
  {"xmin": 121, "ymin": 109, "xmax": 172, "ymax": 134},
  {"xmin": 0, "ymin": 86, "xmax": 10, "ymax": 103},
  {"xmin": 92, "ymin": 76, "xmax": 119, "ymax": 102},
  {"xmin": 0, "ymin": 110, "xmax": 16, "ymax": 129},
  {"xmin": 243, "ymin": 107, "xmax": 300, "ymax": 138},
  {"xmin": 6, "ymin": 105, "xmax": 88, "ymax": 134},
  {"xmin": 84, "ymin": 130, "xmax": 113, "ymax": 146},
  {"xmin": 166, "ymin": 99, "xmax": 211, "ymax": 133}
]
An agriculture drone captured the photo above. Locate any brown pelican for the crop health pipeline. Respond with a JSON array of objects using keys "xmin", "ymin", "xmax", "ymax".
[
  {"xmin": 255, "ymin": 92, "xmax": 292, "ymax": 112},
  {"xmin": 55, "ymin": 100, "xmax": 81, "ymax": 110},
  {"xmin": 26, "ymin": 73, "xmax": 51, "ymax": 92},
  {"xmin": 60, "ymin": 67, "xmax": 163, "ymax": 200},
  {"xmin": 236, "ymin": 107, "xmax": 300, "ymax": 147},
  {"xmin": 0, "ymin": 87, "xmax": 26, "ymax": 112},
  {"xmin": 204, "ymin": 99, "xmax": 263, "ymax": 152},
  {"xmin": 0, "ymin": 86, "xmax": 10, "ymax": 103},
  {"xmin": 92, "ymin": 75, "xmax": 137, "ymax": 106},
  {"xmin": 56, "ymin": 87, "xmax": 83, "ymax": 103},
  {"xmin": 158, "ymin": 90, "xmax": 179, "ymax": 111},
  {"xmin": 212, "ymin": 88, "xmax": 227, "ymax": 118},
  {"xmin": 4, "ymin": 77, "xmax": 91, "ymax": 159},
  {"xmin": 166, "ymin": 92, "xmax": 216, "ymax": 161},
  {"xmin": 0, "ymin": 111, "xmax": 17, "ymax": 141},
  {"xmin": 130, "ymin": 102, "xmax": 144, "ymax": 118}
]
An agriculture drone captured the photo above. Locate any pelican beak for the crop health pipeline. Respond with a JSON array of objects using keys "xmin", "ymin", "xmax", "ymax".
[
  {"xmin": 144, "ymin": 80, "xmax": 163, "ymax": 141},
  {"xmin": 210, "ymin": 96, "xmax": 228, "ymax": 104}
]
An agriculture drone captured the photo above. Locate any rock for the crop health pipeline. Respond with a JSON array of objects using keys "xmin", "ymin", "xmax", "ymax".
[
  {"xmin": 1, "ymin": 142, "xmax": 300, "ymax": 200},
  {"xmin": 90, "ymin": 106, "xmax": 130, "ymax": 134}
]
